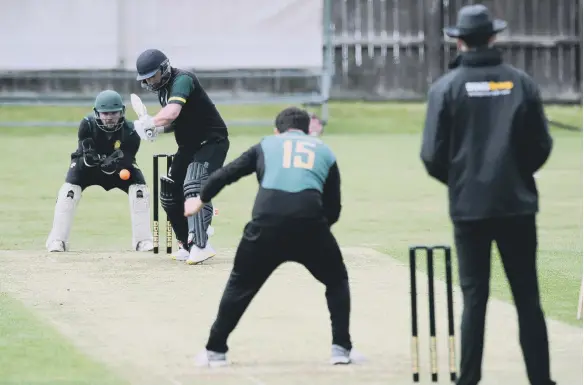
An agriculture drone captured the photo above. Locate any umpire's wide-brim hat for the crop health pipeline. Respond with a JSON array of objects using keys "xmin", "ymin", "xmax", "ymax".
[{"xmin": 444, "ymin": 4, "xmax": 507, "ymax": 38}]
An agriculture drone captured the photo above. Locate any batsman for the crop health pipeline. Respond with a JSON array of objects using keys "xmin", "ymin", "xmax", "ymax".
[
  {"xmin": 132, "ymin": 49, "xmax": 230, "ymax": 265},
  {"xmin": 46, "ymin": 90, "xmax": 154, "ymax": 252}
]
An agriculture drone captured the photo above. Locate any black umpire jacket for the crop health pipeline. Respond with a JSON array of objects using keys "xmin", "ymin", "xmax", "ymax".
[{"xmin": 420, "ymin": 48, "xmax": 553, "ymax": 221}]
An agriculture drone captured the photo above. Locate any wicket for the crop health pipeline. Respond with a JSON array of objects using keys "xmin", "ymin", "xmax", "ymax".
[
  {"xmin": 152, "ymin": 154, "xmax": 174, "ymax": 255},
  {"xmin": 409, "ymin": 245, "xmax": 456, "ymax": 383}
]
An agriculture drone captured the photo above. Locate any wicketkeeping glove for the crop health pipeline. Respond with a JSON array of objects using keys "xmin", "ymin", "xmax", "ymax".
[
  {"xmin": 100, "ymin": 149, "xmax": 124, "ymax": 175},
  {"xmin": 81, "ymin": 138, "xmax": 101, "ymax": 167}
]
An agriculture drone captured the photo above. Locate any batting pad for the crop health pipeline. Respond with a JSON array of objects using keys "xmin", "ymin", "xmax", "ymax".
[
  {"xmin": 46, "ymin": 183, "xmax": 82, "ymax": 249},
  {"xmin": 129, "ymin": 184, "xmax": 153, "ymax": 250},
  {"xmin": 184, "ymin": 162, "xmax": 213, "ymax": 248}
]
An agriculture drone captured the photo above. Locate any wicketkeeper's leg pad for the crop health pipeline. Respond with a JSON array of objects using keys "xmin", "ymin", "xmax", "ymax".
[
  {"xmin": 184, "ymin": 162, "xmax": 213, "ymax": 249},
  {"xmin": 46, "ymin": 183, "xmax": 82, "ymax": 249},
  {"xmin": 128, "ymin": 184, "xmax": 153, "ymax": 250}
]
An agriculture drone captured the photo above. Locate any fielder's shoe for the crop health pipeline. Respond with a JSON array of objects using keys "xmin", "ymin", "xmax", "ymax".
[
  {"xmin": 330, "ymin": 344, "xmax": 366, "ymax": 365},
  {"xmin": 194, "ymin": 349, "xmax": 228, "ymax": 368},
  {"xmin": 330, "ymin": 344, "xmax": 351, "ymax": 365},
  {"xmin": 136, "ymin": 240, "xmax": 154, "ymax": 252},
  {"xmin": 47, "ymin": 240, "xmax": 67, "ymax": 252},
  {"xmin": 172, "ymin": 241, "xmax": 190, "ymax": 261},
  {"xmin": 186, "ymin": 243, "xmax": 216, "ymax": 265}
]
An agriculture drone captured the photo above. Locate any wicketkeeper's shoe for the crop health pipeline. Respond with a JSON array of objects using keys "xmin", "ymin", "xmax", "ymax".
[
  {"xmin": 136, "ymin": 240, "xmax": 154, "ymax": 252},
  {"xmin": 329, "ymin": 344, "xmax": 366, "ymax": 365},
  {"xmin": 47, "ymin": 240, "xmax": 67, "ymax": 252},
  {"xmin": 194, "ymin": 349, "xmax": 228, "ymax": 368},
  {"xmin": 186, "ymin": 243, "xmax": 216, "ymax": 265},
  {"xmin": 172, "ymin": 242, "xmax": 190, "ymax": 261}
]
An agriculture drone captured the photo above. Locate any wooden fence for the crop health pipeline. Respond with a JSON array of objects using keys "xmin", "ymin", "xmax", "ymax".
[
  {"xmin": 329, "ymin": 0, "xmax": 582, "ymax": 102},
  {"xmin": 0, "ymin": 0, "xmax": 580, "ymax": 104}
]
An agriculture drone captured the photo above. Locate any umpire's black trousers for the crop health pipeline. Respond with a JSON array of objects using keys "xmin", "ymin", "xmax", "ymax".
[
  {"xmin": 454, "ymin": 214, "xmax": 555, "ymax": 385},
  {"xmin": 205, "ymin": 219, "xmax": 352, "ymax": 354}
]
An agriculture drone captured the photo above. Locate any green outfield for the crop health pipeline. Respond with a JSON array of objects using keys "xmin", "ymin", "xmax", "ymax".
[{"xmin": 0, "ymin": 102, "xmax": 581, "ymax": 384}]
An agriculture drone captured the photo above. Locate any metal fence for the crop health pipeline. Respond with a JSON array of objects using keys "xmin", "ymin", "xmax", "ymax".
[
  {"xmin": 330, "ymin": 0, "xmax": 582, "ymax": 102},
  {"xmin": 0, "ymin": 0, "xmax": 581, "ymax": 106}
]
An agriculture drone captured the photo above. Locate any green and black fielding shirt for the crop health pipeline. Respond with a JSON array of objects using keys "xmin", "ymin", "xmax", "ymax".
[{"xmin": 157, "ymin": 68, "xmax": 228, "ymax": 154}]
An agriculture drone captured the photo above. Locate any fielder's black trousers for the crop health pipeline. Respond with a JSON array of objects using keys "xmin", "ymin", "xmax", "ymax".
[
  {"xmin": 454, "ymin": 214, "xmax": 555, "ymax": 385},
  {"xmin": 205, "ymin": 219, "xmax": 352, "ymax": 353}
]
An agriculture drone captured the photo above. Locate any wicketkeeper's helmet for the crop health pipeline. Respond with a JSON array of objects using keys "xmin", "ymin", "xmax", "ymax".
[{"xmin": 93, "ymin": 90, "xmax": 125, "ymax": 132}]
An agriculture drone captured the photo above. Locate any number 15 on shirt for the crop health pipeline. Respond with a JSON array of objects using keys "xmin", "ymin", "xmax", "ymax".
[{"xmin": 282, "ymin": 140, "xmax": 316, "ymax": 170}]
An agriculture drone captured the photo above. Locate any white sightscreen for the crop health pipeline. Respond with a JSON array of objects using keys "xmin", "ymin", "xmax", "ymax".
[
  {"xmin": 0, "ymin": 0, "xmax": 120, "ymax": 70},
  {"xmin": 0, "ymin": 0, "xmax": 324, "ymax": 71}
]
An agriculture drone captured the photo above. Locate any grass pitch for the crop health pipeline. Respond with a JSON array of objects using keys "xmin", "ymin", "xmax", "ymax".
[{"xmin": 0, "ymin": 102, "xmax": 581, "ymax": 384}]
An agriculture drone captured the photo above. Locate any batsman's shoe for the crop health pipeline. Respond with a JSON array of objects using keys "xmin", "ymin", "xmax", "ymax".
[
  {"xmin": 47, "ymin": 240, "xmax": 67, "ymax": 252},
  {"xmin": 330, "ymin": 344, "xmax": 366, "ymax": 365},
  {"xmin": 194, "ymin": 349, "xmax": 228, "ymax": 368},
  {"xmin": 136, "ymin": 240, "xmax": 154, "ymax": 252},
  {"xmin": 172, "ymin": 242, "xmax": 190, "ymax": 261},
  {"xmin": 186, "ymin": 243, "xmax": 216, "ymax": 265}
]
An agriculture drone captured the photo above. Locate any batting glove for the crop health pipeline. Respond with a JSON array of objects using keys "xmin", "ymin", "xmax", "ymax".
[{"xmin": 133, "ymin": 116, "xmax": 158, "ymax": 141}]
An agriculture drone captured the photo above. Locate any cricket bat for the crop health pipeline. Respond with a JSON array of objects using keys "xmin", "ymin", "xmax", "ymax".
[
  {"xmin": 130, "ymin": 93, "xmax": 154, "ymax": 138},
  {"xmin": 130, "ymin": 93, "xmax": 148, "ymax": 118}
]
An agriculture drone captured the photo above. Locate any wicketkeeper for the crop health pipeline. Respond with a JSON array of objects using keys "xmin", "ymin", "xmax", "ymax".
[
  {"xmin": 132, "ymin": 48, "xmax": 230, "ymax": 265},
  {"xmin": 46, "ymin": 90, "xmax": 154, "ymax": 252}
]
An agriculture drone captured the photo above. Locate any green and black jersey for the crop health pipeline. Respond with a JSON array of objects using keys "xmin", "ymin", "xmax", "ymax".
[
  {"xmin": 157, "ymin": 68, "xmax": 228, "ymax": 153},
  {"xmin": 71, "ymin": 115, "xmax": 139, "ymax": 169}
]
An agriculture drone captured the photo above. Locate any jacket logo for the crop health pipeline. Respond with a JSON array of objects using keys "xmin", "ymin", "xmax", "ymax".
[
  {"xmin": 465, "ymin": 81, "xmax": 513, "ymax": 97},
  {"xmin": 114, "ymin": 140, "xmax": 121, "ymax": 149}
]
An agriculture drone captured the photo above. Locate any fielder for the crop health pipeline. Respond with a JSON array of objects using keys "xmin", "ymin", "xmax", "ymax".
[
  {"xmin": 184, "ymin": 107, "xmax": 356, "ymax": 366},
  {"xmin": 309, "ymin": 113, "xmax": 324, "ymax": 136},
  {"xmin": 133, "ymin": 49, "xmax": 229, "ymax": 264},
  {"xmin": 46, "ymin": 90, "xmax": 154, "ymax": 252}
]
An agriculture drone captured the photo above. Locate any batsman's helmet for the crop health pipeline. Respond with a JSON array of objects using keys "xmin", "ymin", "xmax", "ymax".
[
  {"xmin": 136, "ymin": 48, "xmax": 172, "ymax": 92},
  {"xmin": 93, "ymin": 90, "xmax": 125, "ymax": 132}
]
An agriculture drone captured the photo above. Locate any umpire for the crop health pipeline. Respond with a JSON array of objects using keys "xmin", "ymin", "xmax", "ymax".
[{"xmin": 420, "ymin": 5, "xmax": 555, "ymax": 385}]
